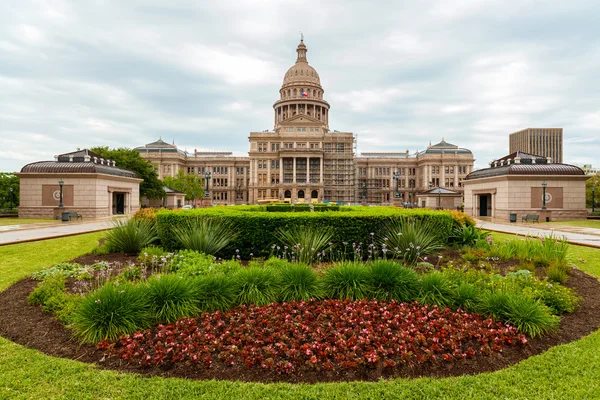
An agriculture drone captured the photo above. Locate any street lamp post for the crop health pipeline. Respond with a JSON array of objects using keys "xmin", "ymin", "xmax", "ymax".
[
  {"xmin": 592, "ymin": 186, "xmax": 596, "ymax": 213},
  {"xmin": 58, "ymin": 179, "xmax": 64, "ymax": 208},
  {"xmin": 393, "ymin": 172, "xmax": 400, "ymax": 198},
  {"xmin": 361, "ymin": 182, "xmax": 367, "ymax": 201},
  {"xmin": 437, "ymin": 189, "xmax": 441, "ymax": 209},
  {"xmin": 237, "ymin": 181, "xmax": 242, "ymax": 200},
  {"xmin": 542, "ymin": 181, "xmax": 547, "ymax": 210},
  {"xmin": 204, "ymin": 171, "xmax": 211, "ymax": 198},
  {"xmin": 9, "ymin": 187, "xmax": 14, "ymax": 209}
]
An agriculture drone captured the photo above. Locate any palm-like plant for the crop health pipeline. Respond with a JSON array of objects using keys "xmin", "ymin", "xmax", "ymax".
[
  {"xmin": 379, "ymin": 218, "xmax": 444, "ymax": 264},
  {"xmin": 104, "ymin": 219, "xmax": 158, "ymax": 254},
  {"xmin": 275, "ymin": 225, "xmax": 334, "ymax": 264},
  {"xmin": 173, "ymin": 218, "xmax": 238, "ymax": 255}
]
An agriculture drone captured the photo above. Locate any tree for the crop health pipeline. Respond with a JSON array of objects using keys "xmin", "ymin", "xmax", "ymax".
[
  {"xmin": 586, "ymin": 174, "xmax": 600, "ymax": 209},
  {"xmin": 0, "ymin": 173, "xmax": 19, "ymax": 209},
  {"xmin": 163, "ymin": 170, "xmax": 205, "ymax": 206},
  {"xmin": 90, "ymin": 147, "xmax": 165, "ymax": 200}
]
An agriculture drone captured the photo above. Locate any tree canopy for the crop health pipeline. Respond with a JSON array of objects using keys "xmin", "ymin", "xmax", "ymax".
[
  {"xmin": 586, "ymin": 174, "xmax": 600, "ymax": 209},
  {"xmin": 163, "ymin": 170, "xmax": 205, "ymax": 205},
  {"xmin": 0, "ymin": 173, "xmax": 19, "ymax": 209},
  {"xmin": 90, "ymin": 147, "xmax": 165, "ymax": 200}
]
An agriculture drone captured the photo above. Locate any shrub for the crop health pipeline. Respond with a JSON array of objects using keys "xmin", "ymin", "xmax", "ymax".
[
  {"xmin": 446, "ymin": 210, "xmax": 476, "ymax": 228},
  {"xmin": 132, "ymin": 207, "xmax": 164, "ymax": 223},
  {"xmin": 546, "ymin": 262, "xmax": 569, "ymax": 283},
  {"xmin": 173, "ymin": 218, "xmax": 238, "ymax": 256},
  {"xmin": 278, "ymin": 264, "xmax": 322, "ymax": 302},
  {"xmin": 138, "ymin": 245, "xmax": 168, "ymax": 265},
  {"xmin": 453, "ymin": 281, "xmax": 479, "ymax": 312},
  {"xmin": 263, "ymin": 257, "xmax": 295, "ymax": 270},
  {"xmin": 321, "ymin": 262, "xmax": 371, "ymax": 300},
  {"xmin": 449, "ymin": 225, "xmax": 486, "ymax": 247},
  {"xmin": 104, "ymin": 219, "xmax": 158, "ymax": 254},
  {"xmin": 380, "ymin": 218, "xmax": 445, "ymax": 264},
  {"xmin": 266, "ymin": 203, "xmax": 340, "ymax": 212},
  {"xmin": 477, "ymin": 289, "xmax": 514, "ymax": 320},
  {"xmin": 418, "ymin": 272, "xmax": 454, "ymax": 307},
  {"xmin": 31, "ymin": 262, "xmax": 84, "ymax": 280},
  {"xmin": 503, "ymin": 295, "xmax": 560, "ymax": 337},
  {"xmin": 28, "ymin": 276, "xmax": 66, "ymax": 306},
  {"xmin": 155, "ymin": 207, "xmax": 453, "ymax": 258},
  {"xmin": 233, "ymin": 267, "xmax": 280, "ymax": 306},
  {"xmin": 275, "ymin": 225, "xmax": 334, "ymax": 264},
  {"xmin": 369, "ymin": 260, "xmax": 420, "ymax": 302},
  {"xmin": 72, "ymin": 282, "xmax": 151, "ymax": 343},
  {"xmin": 194, "ymin": 274, "xmax": 237, "ymax": 312},
  {"xmin": 145, "ymin": 275, "xmax": 201, "ymax": 323}
]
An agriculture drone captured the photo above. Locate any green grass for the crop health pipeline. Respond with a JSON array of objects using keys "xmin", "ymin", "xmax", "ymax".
[
  {"xmin": 0, "ymin": 218, "xmax": 57, "ymax": 226},
  {"xmin": 544, "ymin": 219, "xmax": 600, "ymax": 229},
  {"xmin": 0, "ymin": 232, "xmax": 104, "ymax": 291},
  {"xmin": 1, "ymin": 232, "xmax": 600, "ymax": 399}
]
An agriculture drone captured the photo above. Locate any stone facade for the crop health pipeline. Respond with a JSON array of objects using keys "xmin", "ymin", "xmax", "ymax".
[
  {"xmin": 464, "ymin": 153, "xmax": 587, "ymax": 221},
  {"xmin": 136, "ymin": 40, "xmax": 475, "ymax": 205},
  {"xmin": 17, "ymin": 150, "xmax": 142, "ymax": 219}
]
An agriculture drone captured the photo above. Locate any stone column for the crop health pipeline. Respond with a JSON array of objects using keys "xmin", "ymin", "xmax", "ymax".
[
  {"xmin": 319, "ymin": 158, "xmax": 324, "ymax": 183},
  {"xmin": 293, "ymin": 157, "xmax": 297, "ymax": 183},
  {"xmin": 267, "ymin": 158, "xmax": 272, "ymax": 187},
  {"xmin": 454, "ymin": 165, "xmax": 459, "ymax": 189},
  {"xmin": 279, "ymin": 159, "xmax": 284, "ymax": 185},
  {"xmin": 441, "ymin": 164, "xmax": 446, "ymax": 188}
]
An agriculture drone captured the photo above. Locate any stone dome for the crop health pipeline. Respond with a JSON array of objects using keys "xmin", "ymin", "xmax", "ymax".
[{"xmin": 282, "ymin": 40, "xmax": 322, "ymax": 88}]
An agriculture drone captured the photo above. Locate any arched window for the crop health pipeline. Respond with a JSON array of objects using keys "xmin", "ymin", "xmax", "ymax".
[
  {"xmin": 298, "ymin": 190, "xmax": 305, "ymax": 199},
  {"xmin": 287, "ymin": 89, "xmax": 291, "ymax": 97},
  {"xmin": 307, "ymin": 89, "xmax": 311, "ymax": 96},
  {"xmin": 284, "ymin": 190, "xmax": 291, "ymax": 198},
  {"xmin": 311, "ymin": 190, "xmax": 318, "ymax": 199},
  {"xmin": 293, "ymin": 89, "xmax": 297, "ymax": 96}
]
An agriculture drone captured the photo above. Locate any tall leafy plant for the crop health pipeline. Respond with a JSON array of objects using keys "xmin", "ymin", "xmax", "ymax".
[
  {"xmin": 104, "ymin": 219, "xmax": 158, "ymax": 254},
  {"xmin": 275, "ymin": 225, "xmax": 334, "ymax": 264},
  {"xmin": 379, "ymin": 218, "xmax": 444, "ymax": 264},
  {"xmin": 173, "ymin": 218, "xmax": 238, "ymax": 255}
]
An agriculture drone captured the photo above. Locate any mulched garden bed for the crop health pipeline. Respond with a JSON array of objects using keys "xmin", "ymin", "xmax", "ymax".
[{"xmin": 1, "ymin": 255, "xmax": 600, "ymax": 383}]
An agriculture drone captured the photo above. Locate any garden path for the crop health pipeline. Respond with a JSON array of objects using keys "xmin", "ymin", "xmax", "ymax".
[
  {"xmin": 476, "ymin": 219, "xmax": 600, "ymax": 248},
  {"xmin": 0, "ymin": 217, "xmax": 124, "ymax": 246}
]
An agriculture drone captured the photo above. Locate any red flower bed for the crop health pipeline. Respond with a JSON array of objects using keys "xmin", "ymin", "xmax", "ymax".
[{"xmin": 99, "ymin": 299, "xmax": 527, "ymax": 374}]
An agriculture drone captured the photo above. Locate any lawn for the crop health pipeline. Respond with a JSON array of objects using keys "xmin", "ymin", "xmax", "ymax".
[
  {"xmin": 1, "ymin": 232, "xmax": 600, "ymax": 399},
  {"xmin": 0, "ymin": 218, "xmax": 57, "ymax": 226},
  {"xmin": 543, "ymin": 219, "xmax": 600, "ymax": 229}
]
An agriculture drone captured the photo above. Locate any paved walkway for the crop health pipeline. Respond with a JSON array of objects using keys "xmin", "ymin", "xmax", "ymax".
[
  {"xmin": 0, "ymin": 219, "xmax": 121, "ymax": 246},
  {"xmin": 476, "ymin": 219, "xmax": 600, "ymax": 248}
]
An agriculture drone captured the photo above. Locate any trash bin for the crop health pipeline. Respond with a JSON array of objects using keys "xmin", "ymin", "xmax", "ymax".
[
  {"xmin": 61, "ymin": 212, "xmax": 70, "ymax": 222},
  {"xmin": 509, "ymin": 213, "xmax": 517, "ymax": 223}
]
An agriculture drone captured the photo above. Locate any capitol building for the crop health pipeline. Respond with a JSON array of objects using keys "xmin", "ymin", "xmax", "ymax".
[{"xmin": 136, "ymin": 40, "xmax": 475, "ymax": 206}]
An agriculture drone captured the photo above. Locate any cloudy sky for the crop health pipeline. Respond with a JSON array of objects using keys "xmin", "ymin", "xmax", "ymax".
[{"xmin": 1, "ymin": 0, "xmax": 599, "ymax": 172}]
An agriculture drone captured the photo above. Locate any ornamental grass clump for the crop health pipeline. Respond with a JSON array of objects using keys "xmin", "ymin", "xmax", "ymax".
[
  {"xmin": 380, "ymin": 218, "xmax": 444, "ymax": 264},
  {"xmin": 72, "ymin": 282, "xmax": 151, "ymax": 343},
  {"xmin": 145, "ymin": 274, "xmax": 201, "ymax": 323},
  {"xmin": 194, "ymin": 274, "xmax": 237, "ymax": 312},
  {"xmin": 104, "ymin": 219, "xmax": 158, "ymax": 254},
  {"xmin": 417, "ymin": 271, "xmax": 453, "ymax": 308},
  {"xmin": 503, "ymin": 295, "xmax": 560, "ymax": 337},
  {"xmin": 278, "ymin": 263, "xmax": 322, "ymax": 302},
  {"xmin": 233, "ymin": 267, "xmax": 280, "ymax": 306},
  {"xmin": 173, "ymin": 218, "xmax": 238, "ymax": 255},
  {"xmin": 275, "ymin": 225, "xmax": 334, "ymax": 264},
  {"xmin": 322, "ymin": 262, "xmax": 372, "ymax": 300},
  {"xmin": 452, "ymin": 281, "xmax": 480, "ymax": 312},
  {"xmin": 369, "ymin": 260, "xmax": 420, "ymax": 302}
]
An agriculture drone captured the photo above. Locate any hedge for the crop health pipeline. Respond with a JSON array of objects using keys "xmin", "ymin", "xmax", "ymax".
[
  {"xmin": 156, "ymin": 207, "xmax": 454, "ymax": 259},
  {"xmin": 265, "ymin": 203, "xmax": 340, "ymax": 212}
]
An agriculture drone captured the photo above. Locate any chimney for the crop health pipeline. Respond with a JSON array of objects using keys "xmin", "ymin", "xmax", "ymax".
[
  {"xmin": 68, "ymin": 155, "xmax": 73, "ymax": 162},
  {"xmin": 547, "ymin": 157, "xmax": 552, "ymax": 164},
  {"xmin": 54, "ymin": 155, "xmax": 58, "ymax": 161},
  {"xmin": 93, "ymin": 157, "xmax": 98, "ymax": 164},
  {"xmin": 84, "ymin": 155, "xmax": 91, "ymax": 162},
  {"xmin": 514, "ymin": 157, "xmax": 521, "ymax": 164},
  {"xmin": 100, "ymin": 158, "xmax": 105, "ymax": 165}
]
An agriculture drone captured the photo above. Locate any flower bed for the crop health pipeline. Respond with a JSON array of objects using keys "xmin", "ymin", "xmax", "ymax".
[{"xmin": 99, "ymin": 299, "xmax": 526, "ymax": 374}]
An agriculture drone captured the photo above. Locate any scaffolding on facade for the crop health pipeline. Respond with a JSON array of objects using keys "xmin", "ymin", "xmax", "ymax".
[{"xmin": 322, "ymin": 132, "xmax": 356, "ymax": 204}]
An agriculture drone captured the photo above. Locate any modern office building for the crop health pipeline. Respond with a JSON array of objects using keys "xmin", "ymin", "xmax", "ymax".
[
  {"xmin": 509, "ymin": 128, "xmax": 563, "ymax": 163},
  {"xmin": 136, "ymin": 40, "xmax": 475, "ymax": 206}
]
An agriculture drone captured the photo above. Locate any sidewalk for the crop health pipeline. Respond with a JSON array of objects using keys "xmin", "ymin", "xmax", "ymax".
[
  {"xmin": 0, "ymin": 218, "xmax": 123, "ymax": 246},
  {"xmin": 476, "ymin": 219, "xmax": 600, "ymax": 248}
]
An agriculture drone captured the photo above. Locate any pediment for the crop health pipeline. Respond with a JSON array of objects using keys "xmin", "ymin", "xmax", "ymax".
[{"xmin": 280, "ymin": 114, "xmax": 323, "ymax": 125}]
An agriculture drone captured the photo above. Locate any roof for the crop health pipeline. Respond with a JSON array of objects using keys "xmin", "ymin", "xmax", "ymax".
[
  {"xmin": 417, "ymin": 139, "xmax": 472, "ymax": 156},
  {"xmin": 423, "ymin": 187, "xmax": 461, "ymax": 195},
  {"xmin": 134, "ymin": 138, "xmax": 186, "ymax": 155},
  {"xmin": 164, "ymin": 186, "xmax": 185, "ymax": 194},
  {"xmin": 20, "ymin": 161, "xmax": 138, "ymax": 178},
  {"xmin": 466, "ymin": 163, "xmax": 585, "ymax": 180}
]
